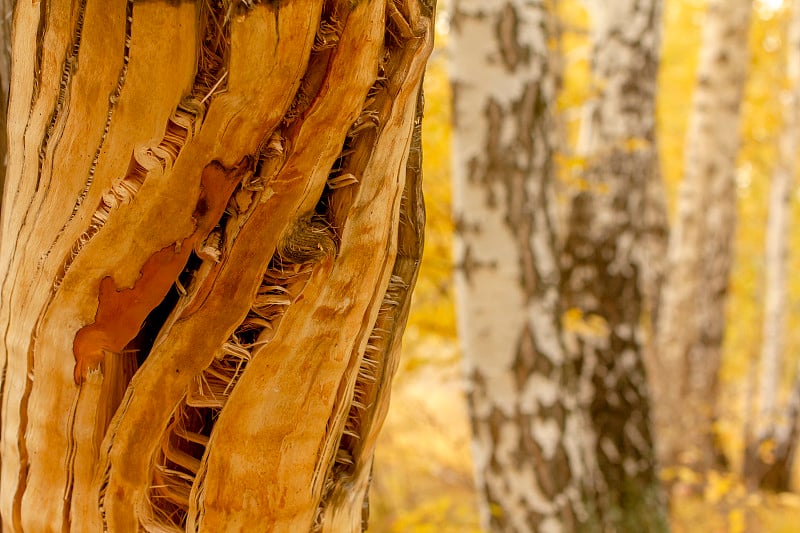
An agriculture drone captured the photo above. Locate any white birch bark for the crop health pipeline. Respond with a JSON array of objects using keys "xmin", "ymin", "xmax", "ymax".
[
  {"xmin": 655, "ymin": 0, "xmax": 752, "ymax": 472},
  {"xmin": 451, "ymin": 2, "xmax": 596, "ymax": 531},
  {"xmin": 578, "ymin": 0, "xmax": 669, "ymax": 321},
  {"xmin": 757, "ymin": 0, "xmax": 800, "ymax": 431},
  {"xmin": 561, "ymin": 0, "xmax": 668, "ymax": 528},
  {"xmin": 743, "ymin": 0, "xmax": 800, "ymax": 491}
]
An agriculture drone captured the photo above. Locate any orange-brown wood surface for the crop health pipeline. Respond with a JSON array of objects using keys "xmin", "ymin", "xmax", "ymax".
[
  {"xmin": 0, "ymin": 1, "xmax": 434, "ymax": 531},
  {"xmin": 72, "ymin": 160, "xmax": 244, "ymax": 384}
]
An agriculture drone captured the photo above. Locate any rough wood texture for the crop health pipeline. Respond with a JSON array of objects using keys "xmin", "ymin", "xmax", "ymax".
[
  {"xmin": 0, "ymin": 0, "xmax": 10, "ymax": 204},
  {"xmin": 0, "ymin": 1, "xmax": 434, "ymax": 531}
]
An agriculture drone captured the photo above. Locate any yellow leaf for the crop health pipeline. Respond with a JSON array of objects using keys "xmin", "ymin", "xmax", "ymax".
[
  {"xmin": 728, "ymin": 508, "xmax": 745, "ymax": 533},
  {"xmin": 704, "ymin": 470, "xmax": 734, "ymax": 504},
  {"xmin": 675, "ymin": 465, "xmax": 702, "ymax": 485},
  {"xmin": 622, "ymin": 137, "xmax": 652, "ymax": 152},
  {"xmin": 758, "ymin": 438, "xmax": 776, "ymax": 464}
]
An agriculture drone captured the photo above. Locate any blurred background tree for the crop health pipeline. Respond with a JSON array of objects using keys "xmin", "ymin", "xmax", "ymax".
[
  {"xmin": 743, "ymin": 0, "xmax": 800, "ymax": 493},
  {"xmin": 370, "ymin": 0, "xmax": 800, "ymax": 531},
  {"xmin": 654, "ymin": 0, "xmax": 752, "ymax": 477},
  {"xmin": 448, "ymin": 0, "xmax": 670, "ymax": 529},
  {"xmin": 449, "ymin": 1, "xmax": 597, "ymax": 531}
]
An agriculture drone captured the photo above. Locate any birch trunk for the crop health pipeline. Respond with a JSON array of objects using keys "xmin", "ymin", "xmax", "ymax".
[
  {"xmin": 744, "ymin": 0, "xmax": 800, "ymax": 491},
  {"xmin": 654, "ymin": 0, "xmax": 752, "ymax": 473},
  {"xmin": 560, "ymin": 0, "xmax": 668, "ymax": 529},
  {"xmin": 451, "ymin": 2, "xmax": 597, "ymax": 531},
  {"xmin": 0, "ymin": 1, "xmax": 434, "ymax": 531},
  {"xmin": 757, "ymin": 0, "xmax": 800, "ymax": 435}
]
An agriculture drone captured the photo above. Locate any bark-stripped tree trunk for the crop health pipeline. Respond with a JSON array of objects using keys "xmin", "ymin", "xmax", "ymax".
[
  {"xmin": 744, "ymin": 0, "xmax": 800, "ymax": 491},
  {"xmin": 0, "ymin": 1, "xmax": 434, "ymax": 531},
  {"xmin": 654, "ymin": 0, "xmax": 752, "ymax": 473},
  {"xmin": 451, "ymin": 2, "xmax": 598, "ymax": 531},
  {"xmin": 560, "ymin": 0, "xmax": 668, "ymax": 529}
]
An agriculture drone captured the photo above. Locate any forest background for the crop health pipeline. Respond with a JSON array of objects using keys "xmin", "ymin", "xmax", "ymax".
[{"xmin": 367, "ymin": 0, "xmax": 800, "ymax": 531}]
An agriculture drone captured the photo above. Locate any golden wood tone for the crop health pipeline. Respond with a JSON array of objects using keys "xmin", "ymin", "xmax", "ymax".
[{"xmin": 0, "ymin": 1, "xmax": 434, "ymax": 531}]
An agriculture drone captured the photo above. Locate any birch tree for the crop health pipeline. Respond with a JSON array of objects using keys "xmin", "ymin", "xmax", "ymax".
[
  {"xmin": 744, "ymin": 0, "xmax": 800, "ymax": 491},
  {"xmin": 0, "ymin": 1, "xmax": 434, "ymax": 530},
  {"xmin": 560, "ymin": 0, "xmax": 668, "ymax": 528},
  {"xmin": 451, "ymin": 0, "xmax": 670, "ymax": 529},
  {"xmin": 450, "ymin": 1, "xmax": 597, "ymax": 530},
  {"xmin": 654, "ymin": 0, "xmax": 752, "ymax": 473}
]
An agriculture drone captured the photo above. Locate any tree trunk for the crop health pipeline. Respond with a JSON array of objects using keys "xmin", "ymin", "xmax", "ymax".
[
  {"xmin": 654, "ymin": 0, "xmax": 752, "ymax": 474},
  {"xmin": 744, "ymin": 364, "xmax": 800, "ymax": 492},
  {"xmin": 451, "ymin": 2, "xmax": 597, "ymax": 531},
  {"xmin": 0, "ymin": 1, "xmax": 434, "ymax": 531},
  {"xmin": 744, "ymin": 0, "xmax": 800, "ymax": 491},
  {"xmin": 560, "ymin": 0, "xmax": 668, "ymax": 529}
]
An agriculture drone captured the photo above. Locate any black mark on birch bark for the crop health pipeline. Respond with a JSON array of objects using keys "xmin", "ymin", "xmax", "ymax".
[{"xmin": 496, "ymin": 3, "xmax": 528, "ymax": 72}]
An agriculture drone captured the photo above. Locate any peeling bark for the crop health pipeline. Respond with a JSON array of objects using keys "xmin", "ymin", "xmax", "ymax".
[
  {"xmin": 654, "ymin": 0, "xmax": 752, "ymax": 473},
  {"xmin": 0, "ymin": 1, "xmax": 434, "ymax": 531}
]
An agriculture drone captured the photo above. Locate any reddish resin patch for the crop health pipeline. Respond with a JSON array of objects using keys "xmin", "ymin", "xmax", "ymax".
[{"xmin": 72, "ymin": 160, "xmax": 246, "ymax": 384}]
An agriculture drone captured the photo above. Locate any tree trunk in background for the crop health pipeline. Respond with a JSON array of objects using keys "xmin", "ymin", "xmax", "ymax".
[
  {"xmin": 744, "ymin": 365, "xmax": 800, "ymax": 492},
  {"xmin": 450, "ymin": 1, "xmax": 596, "ymax": 531},
  {"xmin": 744, "ymin": 0, "xmax": 800, "ymax": 491},
  {"xmin": 654, "ymin": 0, "xmax": 752, "ymax": 474},
  {"xmin": 560, "ymin": 0, "xmax": 668, "ymax": 529},
  {"xmin": 0, "ymin": 1, "xmax": 433, "ymax": 531},
  {"xmin": 575, "ymin": 1, "xmax": 669, "ymax": 330}
]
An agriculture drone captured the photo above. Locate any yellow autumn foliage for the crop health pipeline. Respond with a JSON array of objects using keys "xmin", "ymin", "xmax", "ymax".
[{"xmin": 370, "ymin": 0, "xmax": 800, "ymax": 531}]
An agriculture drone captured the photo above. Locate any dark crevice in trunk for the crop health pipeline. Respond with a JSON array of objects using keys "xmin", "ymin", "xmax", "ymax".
[
  {"xmin": 148, "ymin": 202, "xmax": 338, "ymax": 531},
  {"xmin": 33, "ymin": 0, "xmax": 87, "ymax": 193},
  {"xmin": 31, "ymin": 0, "xmax": 48, "ymax": 106},
  {"xmin": 127, "ymin": 280, "xmax": 184, "ymax": 369}
]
